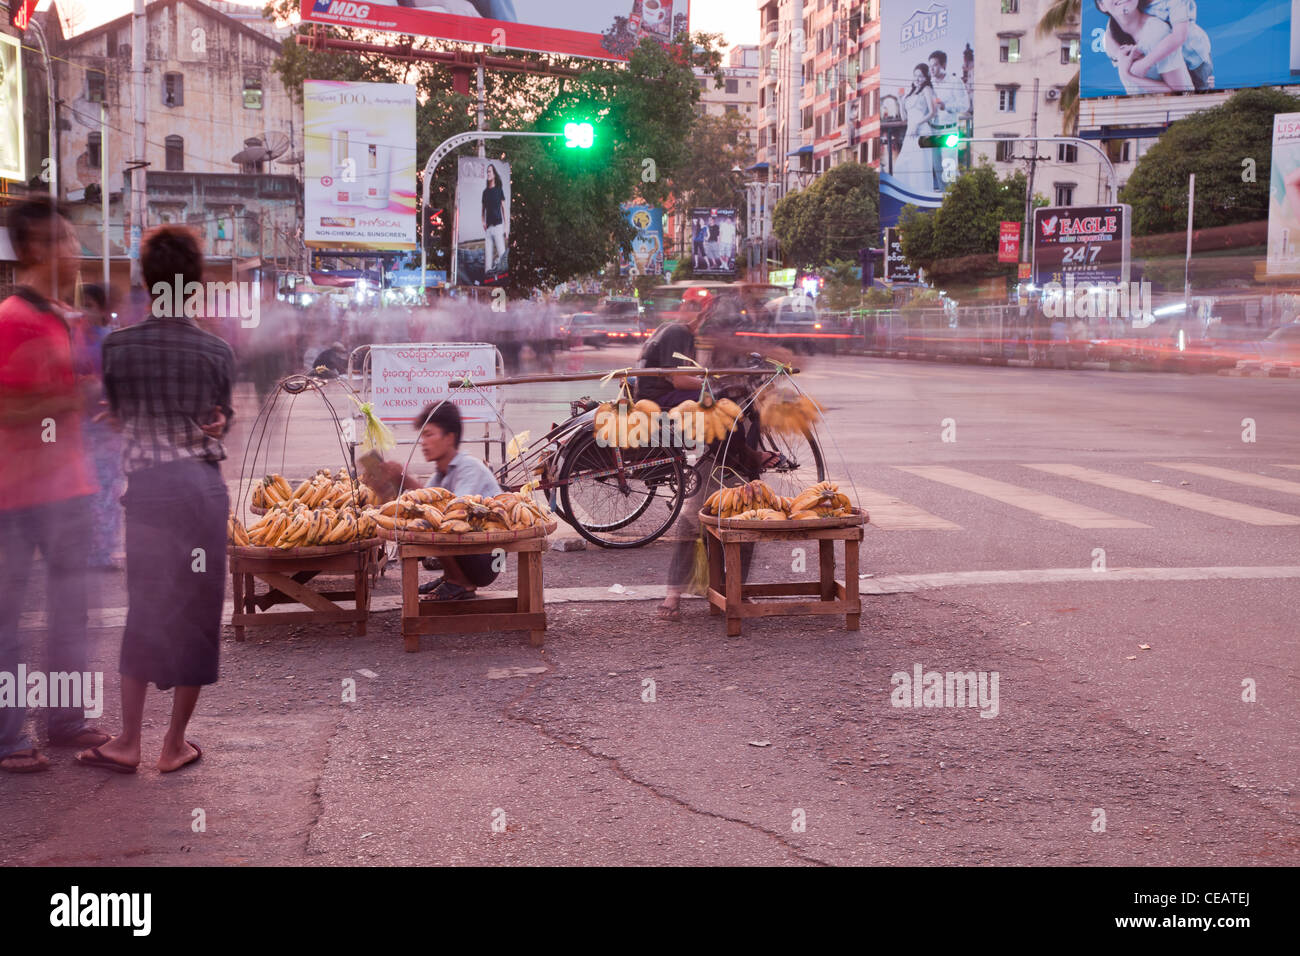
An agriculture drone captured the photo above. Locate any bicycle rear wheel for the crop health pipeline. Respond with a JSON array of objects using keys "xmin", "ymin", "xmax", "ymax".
[{"xmin": 559, "ymin": 434, "xmax": 687, "ymax": 548}]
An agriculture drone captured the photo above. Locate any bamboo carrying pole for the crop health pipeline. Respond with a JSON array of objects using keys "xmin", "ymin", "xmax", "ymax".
[{"xmin": 446, "ymin": 367, "xmax": 801, "ymax": 390}]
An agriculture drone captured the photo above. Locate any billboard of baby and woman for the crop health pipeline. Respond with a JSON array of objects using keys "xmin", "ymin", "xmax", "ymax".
[{"xmin": 1082, "ymin": 0, "xmax": 1300, "ymax": 97}]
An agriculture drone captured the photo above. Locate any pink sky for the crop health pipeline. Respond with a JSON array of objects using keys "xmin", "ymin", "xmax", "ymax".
[{"xmin": 39, "ymin": 0, "xmax": 759, "ymax": 51}]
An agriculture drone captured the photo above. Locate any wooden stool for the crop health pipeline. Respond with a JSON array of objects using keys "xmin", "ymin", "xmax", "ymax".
[
  {"xmin": 230, "ymin": 540, "xmax": 381, "ymax": 640},
  {"xmin": 398, "ymin": 537, "xmax": 546, "ymax": 651},
  {"xmin": 702, "ymin": 521, "xmax": 863, "ymax": 637}
]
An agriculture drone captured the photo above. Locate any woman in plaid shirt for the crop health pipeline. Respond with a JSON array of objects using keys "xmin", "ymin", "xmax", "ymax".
[{"xmin": 77, "ymin": 226, "xmax": 235, "ymax": 775}]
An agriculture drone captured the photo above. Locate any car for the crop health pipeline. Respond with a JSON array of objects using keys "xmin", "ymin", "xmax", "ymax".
[
  {"xmin": 556, "ymin": 311, "xmax": 647, "ymax": 347},
  {"xmin": 1254, "ymin": 321, "xmax": 1300, "ymax": 362}
]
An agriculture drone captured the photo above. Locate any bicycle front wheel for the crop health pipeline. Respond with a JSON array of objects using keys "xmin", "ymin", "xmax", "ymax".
[{"xmin": 558, "ymin": 434, "xmax": 687, "ymax": 549}]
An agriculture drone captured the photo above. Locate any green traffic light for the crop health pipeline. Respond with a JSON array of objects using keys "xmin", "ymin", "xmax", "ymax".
[
  {"xmin": 564, "ymin": 121, "xmax": 594, "ymax": 149},
  {"xmin": 919, "ymin": 131, "xmax": 962, "ymax": 149}
]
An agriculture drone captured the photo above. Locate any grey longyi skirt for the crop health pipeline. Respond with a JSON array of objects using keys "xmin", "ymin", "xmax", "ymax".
[{"xmin": 120, "ymin": 459, "xmax": 228, "ymax": 690}]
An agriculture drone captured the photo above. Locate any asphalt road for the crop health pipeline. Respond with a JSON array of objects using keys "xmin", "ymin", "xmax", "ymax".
[{"xmin": 3, "ymin": 346, "xmax": 1296, "ymax": 866}]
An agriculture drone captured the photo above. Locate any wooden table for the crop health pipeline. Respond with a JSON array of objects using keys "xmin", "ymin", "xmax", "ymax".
[
  {"xmin": 397, "ymin": 535, "xmax": 546, "ymax": 652},
  {"xmin": 229, "ymin": 539, "xmax": 382, "ymax": 640},
  {"xmin": 702, "ymin": 516, "xmax": 864, "ymax": 637}
]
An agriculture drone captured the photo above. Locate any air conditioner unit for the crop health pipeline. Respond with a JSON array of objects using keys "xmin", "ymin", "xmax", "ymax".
[{"xmin": 1046, "ymin": 88, "xmax": 1061, "ymax": 101}]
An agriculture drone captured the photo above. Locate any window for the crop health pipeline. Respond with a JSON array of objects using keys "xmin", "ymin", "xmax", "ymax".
[
  {"xmin": 1000, "ymin": 36, "xmax": 1021, "ymax": 63},
  {"xmin": 998, "ymin": 86, "xmax": 1018, "ymax": 112},
  {"xmin": 1106, "ymin": 138, "xmax": 1133, "ymax": 163},
  {"xmin": 87, "ymin": 70, "xmax": 106, "ymax": 103},
  {"xmin": 87, "ymin": 132, "xmax": 101, "ymax": 168},
  {"xmin": 1001, "ymin": 0, "xmax": 1019, "ymax": 12},
  {"xmin": 725, "ymin": 77, "xmax": 738, "ymax": 94},
  {"xmin": 1055, "ymin": 183, "xmax": 1076, "ymax": 206},
  {"xmin": 163, "ymin": 72, "xmax": 183, "ymax": 107},
  {"xmin": 1057, "ymin": 144, "xmax": 1078, "ymax": 163},
  {"xmin": 1061, "ymin": 36, "xmax": 1081, "ymax": 64},
  {"xmin": 725, "ymin": 104, "xmax": 739, "ymax": 114},
  {"xmin": 995, "ymin": 137, "xmax": 1017, "ymax": 162},
  {"xmin": 106, "ymin": 32, "xmax": 117, "ymax": 57},
  {"xmin": 243, "ymin": 75, "xmax": 263, "ymax": 110},
  {"xmin": 802, "ymin": 105, "xmax": 813, "ymax": 129},
  {"xmin": 165, "ymin": 135, "xmax": 184, "ymax": 171},
  {"xmin": 699, "ymin": 77, "xmax": 708, "ymax": 90}
]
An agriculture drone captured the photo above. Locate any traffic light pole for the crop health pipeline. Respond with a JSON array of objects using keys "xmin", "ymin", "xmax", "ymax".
[
  {"xmin": 419, "ymin": 130, "xmax": 568, "ymax": 291},
  {"xmin": 948, "ymin": 135, "xmax": 1119, "ymax": 204}
]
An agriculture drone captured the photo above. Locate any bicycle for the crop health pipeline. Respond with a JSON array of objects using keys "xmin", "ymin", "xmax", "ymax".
[{"xmin": 489, "ymin": 360, "xmax": 826, "ymax": 549}]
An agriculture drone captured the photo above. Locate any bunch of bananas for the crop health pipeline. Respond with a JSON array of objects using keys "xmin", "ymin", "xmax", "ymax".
[
  {"xmin": 593, "ymin": 398, "xmax": 661, "ymax": 448},
  {"xmin": 789, "ymin": 481, "xmax": 853, "ymax": 518},
  {"xmin": 669, "ymin": 392, "xmax": 743, "ymax": 445},
  {"xmin": 228, "ymin": 514, "xmax": 250, "ymax": 546},
  {"xmin": 240, "ymin": 502, "xmax": 378, "ymax": 548},
  {"xmin": 758, "ymin": 391, "xmax": 824, "ymax": 436},
  {"xmin": 704, "ymin": 479, "xmax": 854, "ymax": 521},
  {"xmin": 704, "ymin": 479, "xmax": 786, "ymax": 519},
  {"xmin": 252, "ymin": 469, "xmax": 380, "ymax": 511},
  {"xmin": 369, "ymin": 489, "xmax": 553, "ymax": 535}
]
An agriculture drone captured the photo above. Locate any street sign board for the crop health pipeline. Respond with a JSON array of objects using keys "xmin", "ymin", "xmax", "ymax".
[
  {"xmin": 883, "ymin": 227, "xmax": 917, "ymax": 283},
  {"xmin": 998, "ymin": 221, "xmax": 1020, "ymax": 264},
  {"xmin": 1031, "ymin": 204, "xmax": 1130, "ymax": 288}
]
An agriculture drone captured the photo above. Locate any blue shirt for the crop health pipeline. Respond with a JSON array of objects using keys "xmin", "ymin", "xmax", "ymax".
[{"xmin": 426, "ymin": 450, "xmax": 501, "ymax": 498}]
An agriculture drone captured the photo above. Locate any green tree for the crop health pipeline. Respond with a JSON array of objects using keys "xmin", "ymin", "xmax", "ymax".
[
  {"xmin": 263, "ymin": 0, "xmax": 719, "ymax": 295},
  {"xmin": 821, "ymin": 259, "xmax": 863, "ymax": 311},
  {"xmin": 771, "ymin": 162, "xmax": 879, "ymax": 268},
  {"xmin": 1037, "ymin": 0, "xmax": 1081, "ymax": 134},
  {"xmin": 897, "ymin": 162, "xmax": 1028, "ymax": 280},
  {"xmin": 1120, "ymin": 88, "xmax": 1300, "ymax": 236}
]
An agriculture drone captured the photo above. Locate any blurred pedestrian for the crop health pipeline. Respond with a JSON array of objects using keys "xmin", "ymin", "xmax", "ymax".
[
  {"xmin": 0, "ymin": 198, "xmax": 107, "ymax": 773},
  {"xmin": 71, "ymin": 283, "xmax": 124, "ymax": 569},
  {"xmin": 77, "ymin": 225, "xmax": 235, "ymax": 775}
]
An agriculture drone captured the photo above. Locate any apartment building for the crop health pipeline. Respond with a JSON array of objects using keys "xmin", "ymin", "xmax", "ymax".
[
  {"xmin": 756, "ymin": 0, "xmax": 807, "ymax": 193},
  {"xmin": 977, "ymin": 0, "xmax": 1108, "ymax": 207},
  {"xmin": 697, "ymin": 44, "xmax": 761, "ymax": 123},
  {"xmin": 798, "ymin": 0, "xmax": 882, "ymax": 176},
  {"xmin": 48, "ymin": 0, "xmax": 303, "ymax": 277}
]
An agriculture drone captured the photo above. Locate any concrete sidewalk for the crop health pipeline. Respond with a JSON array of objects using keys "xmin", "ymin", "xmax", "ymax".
[{"xmin": 2, "ymin": 593, "xmax": 1294, "ymax": 866}]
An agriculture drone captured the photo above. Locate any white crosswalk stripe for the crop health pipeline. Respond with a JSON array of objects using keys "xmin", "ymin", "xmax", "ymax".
[
  {"xmin": 853, "ymin": 485, "xmax": 961, "ymax": 530},
  {"xmin": 1023, "ymin": 464, "xmax": 1300, "ymax": 526},
  {"xmin": 1149, "ymin": 462, "xmax": 1300, "ymax": 497},
  {"xmin": 893, "ymin": 465, "xmax": 1149, "ymax": 529}
]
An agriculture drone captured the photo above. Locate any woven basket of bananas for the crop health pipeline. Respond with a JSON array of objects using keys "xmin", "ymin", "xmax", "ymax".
[
  {"xmin": 699, "ymin": 479, "xmax": 868, "ymax": 529},
  {"xmin": 371, "ymin": 490, "xmax": 558, "ymax": 543},
  {"xmin": 250, "ymin": 469, "xmax": 381, "ymax": 515}
]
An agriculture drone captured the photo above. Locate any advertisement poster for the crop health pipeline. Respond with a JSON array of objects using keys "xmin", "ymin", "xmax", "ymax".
[
  {"xmin": 1081, "ymin": 0, "xmax": 1300, "ymax": 97},
  {"xmin": 879, "ymin": 1, "xmax": 976, "ymax": 228},
  {"xmin": 1267, "ymin": 112, "xmax": 1300, "ymax": 275},
  {"xmin": 1031, "ymin": 205, "xmax": 1131, "ymax": 288},
  {"xmin": 689, "ymin": 207, "xmax": 737, "ymax": 275},
  {"xmin": 367, "ymin": 344, "xmax": 501, "ymax": 426},
  {"xmin": 455, "ymin": 156, "xmax": 511, "ymax": 287},
  {"xmin": 304, "ymin": 80, "xmax": 417, "ymax": 251},
  {"xmin": 0, "ymin": 33, "xmax": 24, "ymax": 183},
  {"xmin": 301, "ymin": 0, "xmax": 690, "ymax": 62},
  {"xmin": 619, "ymin": 204, "xmax": 664, "ymax": 276}
]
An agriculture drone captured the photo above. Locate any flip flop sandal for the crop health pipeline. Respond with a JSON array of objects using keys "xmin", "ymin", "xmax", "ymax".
[
  {"xmin": 49, "ymin": 728, "xmax": 111, "ymax": 748},
  {"xmin": 75, "ymin": 745, "xmax": 138, "ymax": 774},
  {"xmin": 429, "ymin": 580, "xmax": 474, "ymax": 601},
  {"xmin": 656, "ymin": 605, "xmax": 682, "ymax": 623},
  {"xmin": 418, "ymin": 576, "xmax": 445, "ymax": 595},
  {"xmin": 1, "ymin": 749, "xmax": 51, "ymax": 774},
  {"xmin": 160, "ymin": 741, "xmax": 202, "ymax": 774}
]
